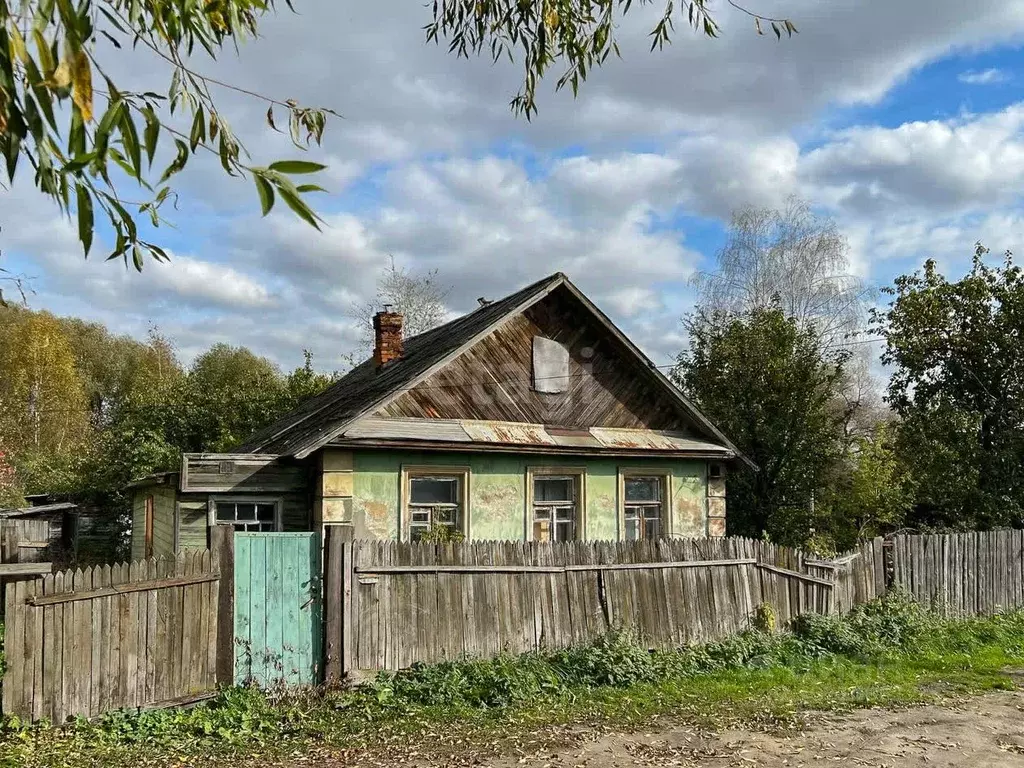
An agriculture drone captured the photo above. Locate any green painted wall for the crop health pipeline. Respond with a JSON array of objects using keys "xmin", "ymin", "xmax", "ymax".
[{"xmin": 351, "ymin": 450, "xmax": 709, "ymax": 541}]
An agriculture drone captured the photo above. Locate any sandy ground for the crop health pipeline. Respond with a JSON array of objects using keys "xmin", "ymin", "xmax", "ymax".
[{"xmin": 472, "ymin": 692, "xmax": 1024, "ymax": 767}]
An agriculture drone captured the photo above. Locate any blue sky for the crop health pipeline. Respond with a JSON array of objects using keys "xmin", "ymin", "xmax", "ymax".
[{"xmin": 3, "ymin": 0, "xmax": 1024, "ymax": 372}]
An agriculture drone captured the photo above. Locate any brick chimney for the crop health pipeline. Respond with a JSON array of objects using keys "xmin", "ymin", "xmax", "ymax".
[{"xmin": 373, "ymin": 307, "xmax": 404, "ymax": 368}]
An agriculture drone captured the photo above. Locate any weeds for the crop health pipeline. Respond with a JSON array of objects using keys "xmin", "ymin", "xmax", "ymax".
[{"xmin": 4, "ymin": 592, "xmax": 1024, "ymax": 768}]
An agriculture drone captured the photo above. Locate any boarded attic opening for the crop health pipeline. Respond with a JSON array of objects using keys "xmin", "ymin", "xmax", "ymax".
[{"xmin": 532, "ymin": 336, "xmax": 569, "ymax": 393}]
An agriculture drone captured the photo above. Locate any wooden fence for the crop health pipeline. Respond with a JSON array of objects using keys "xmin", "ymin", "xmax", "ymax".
[
  {"xmin": 2, "ymin": 549, "xmax": 220, "ymax": 722},
  {"xmin": 891, "ymin": 530, "xmax": 1024, "ymax": 616},
  {"xmin": 322, "ymin": 533, "xmax": 885, "ymax": 680},
  {"xmin": 1, "ymin": 519, "xmax": 51, "ymax": 564}
]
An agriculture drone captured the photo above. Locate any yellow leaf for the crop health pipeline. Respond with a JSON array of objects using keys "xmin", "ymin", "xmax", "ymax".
[
  {"xmin": 52, "ymin": 60, "xmax": 71, "ymax": 89},
  {"xmin": 544, "ymin": 6, "xmax": 559, "ymax": 30},
  {"xmin": 70, "ymin": 50, "xmax": 92, "ymax": 121},
  {"xmin": 8, "ymin": 26, "xmax": 29, "ymax": 66}
]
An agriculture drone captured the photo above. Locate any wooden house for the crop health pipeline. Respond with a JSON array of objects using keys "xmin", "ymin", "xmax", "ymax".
[{"xmin": 128, "ymin": 273, "xmax": 744, "ymax": 559}]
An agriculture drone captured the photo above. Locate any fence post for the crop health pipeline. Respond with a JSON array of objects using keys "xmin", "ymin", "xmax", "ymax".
[
  {"xmin": 323, "ymin": 525, "xmax": 354, "ymax": 685},
  {"xmin": 211, "ymin": 525, "xmax": 235, "ymax": 686}
]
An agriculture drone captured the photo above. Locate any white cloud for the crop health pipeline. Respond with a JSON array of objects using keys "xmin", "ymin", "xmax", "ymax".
[
  {"xmin": 7, "ymin": 0, "xmax": 1024, "ymax": 374},
  {"xmin": 801, "ymin": 104, "xmax": 1024, "ymax": 215},
  {"xmin": 958, "ymin": 67, "xmax": 1010, "ymax": 84}
]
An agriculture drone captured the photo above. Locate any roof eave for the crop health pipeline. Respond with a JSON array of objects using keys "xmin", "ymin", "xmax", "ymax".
[{"xmin": 326, "ymin": 437, "xmax": 735, "ymax": 459}]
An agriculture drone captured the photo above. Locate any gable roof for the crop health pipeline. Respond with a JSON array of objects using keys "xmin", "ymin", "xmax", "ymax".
[{"xmin": 236, "ymin": 273, "xmax": 743, "ymax": 461}]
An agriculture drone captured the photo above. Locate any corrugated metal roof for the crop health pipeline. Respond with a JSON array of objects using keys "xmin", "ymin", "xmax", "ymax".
[
  {"xmin": 462, "ymin": 421, "xmax": 555, "ymax": 445},
  {"xmin": 343, "ymin": 417, "xmax": 472, "ymax": 442},
  {"xmin": 337, "ymin": 418, "xmax": 733, "ymax": 456},
  {"xmin": 590, "ymin": 427, "xmax": 730, "ymax": 454}
]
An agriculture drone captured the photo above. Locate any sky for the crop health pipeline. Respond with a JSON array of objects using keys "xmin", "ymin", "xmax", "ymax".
[{"xmin": 3, "ymin": 0, "xmax": 1024, "ymax": 373}]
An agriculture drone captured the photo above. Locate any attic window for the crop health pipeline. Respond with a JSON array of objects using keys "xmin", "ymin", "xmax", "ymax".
[{"xmin": 532, "ymin": 336, "xmax": 570, "ymax": 393}]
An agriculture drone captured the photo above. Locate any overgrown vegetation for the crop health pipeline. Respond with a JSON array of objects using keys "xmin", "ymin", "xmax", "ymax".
[{"xmin": 4, "ymin": 593, "xmax": 1024, "ymax": 767}]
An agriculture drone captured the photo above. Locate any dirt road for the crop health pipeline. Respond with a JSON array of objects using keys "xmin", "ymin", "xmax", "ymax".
[{"xmin": 478, "ymin": 691, "xmax": 1024, "ymax": 767}]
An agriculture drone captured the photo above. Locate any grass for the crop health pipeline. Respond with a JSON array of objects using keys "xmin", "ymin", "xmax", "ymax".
[{"xmin": 3, "ymin": 593, "xmax": 1024, "ymax": 767}]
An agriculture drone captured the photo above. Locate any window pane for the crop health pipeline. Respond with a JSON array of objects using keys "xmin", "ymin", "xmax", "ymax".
[
  {"xmin": 554, "ymin": 519, "xmax": 574, "ymax": 542},
  {"xmin": 215, "ymin": 503, "xmax": 236, "ymax": 522},
  {"xmin": 256, "ymin": 504, "xmax": 276, "ymax": 522},
  {"xmin": 410, "ymin": 477, "xmax": 459, "ymax": 504},
  {"xmin": 625, "ymin": 517, "xmax": 640, "ymax": 541},
  {"xmin": 625, "ymin": 477, "xmax": 661, "ymax": 502},
  {"xmin": 535, "ymin": 477, "xmax": 573, "ymax": 502},
  {"xmin": 411, "ymin": 509, "xmax": 431, "ymax": 524},
  {"xmin": 235, "ymin": 503, "xmax": 256, "ymax": 521},
  {"xmin": 534, "ymin": 519, "xmax": 551, "ymax": 542},
  {"xmin": 644, "ymin": 516, "xmax": 661, "ymax": 540}
]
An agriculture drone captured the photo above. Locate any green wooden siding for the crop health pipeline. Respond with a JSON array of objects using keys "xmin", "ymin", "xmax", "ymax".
[
  {"xmin": 130, "ymin": 484, "xmax": 177, "ymax": 560},
  {"xmin": 233, "ymin": 533, "xmax": 322, "ymax": 687},
  {"xmin": 351, "ymin": 450, "xmax": 708, "ymax": 540}
]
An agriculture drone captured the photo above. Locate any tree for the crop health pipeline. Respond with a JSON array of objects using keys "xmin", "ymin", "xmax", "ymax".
[
  {"xmin": 675, "ymin": 308, "xmax": 850, "ymax": 546},
  {"xmin": 819, "ymin": 425, "xmax": 916, "ymax": 550},
  {"xmin": 285, "ymin": 349, "xmax": 338, "ymax": 406},
  {"xmin": 692, "ymin": 198, "xmax": 870, "ymax": 349},
  {"xmin": 430, "ymin": 0, "xmax": 796, "ymax": 118},
  {"xmin": 170, "ymin": 343, "xmax": 289, "ymax": 452},
  {"xmin": 873, "ymin": 244, "xmax": 1024, "ymax": 530},
  {"xmin": 352, "ymin": 258, "xmax": 451, "ymax": 354},
  {"xmin": 0, "ymin": 310, "xmax": 91, "ymax": 492},
  {"xmin": 1, "ymin": 1, "xmax": 793, "ymax": 269}
]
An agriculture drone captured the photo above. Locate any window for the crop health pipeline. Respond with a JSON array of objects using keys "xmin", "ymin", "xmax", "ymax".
[
  {"xmin": 619, "ymin": 470, "xmax": 671, "ymax": 541},
  {"xmin": 532, "ymin": 473, "xmax": 581, "ymax": 542},
  {"xmin": 403, "ymin": 467, "xmax": 470, "ymax": 541},
  {"xmin": 214, "ymin": 499, "xmax": 280, "ymax": 532}
]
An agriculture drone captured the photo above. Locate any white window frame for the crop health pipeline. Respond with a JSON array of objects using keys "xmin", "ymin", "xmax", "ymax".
[
  {"xmin": 526, "ymin": 466, "xmax": 586, "ymax": 542},
  {"xmin": 207, "ymin": 495, "xmax": 284, "ymax": 532},
  {"xmin": 400, "ymin": 465, "xmax": 471, "ymax": 542},
  {"xmin": 617, "ymin": 468, "xmax": 673, "ymax": 541}
]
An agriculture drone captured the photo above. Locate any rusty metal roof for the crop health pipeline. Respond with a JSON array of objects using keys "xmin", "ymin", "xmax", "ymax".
[{"xmin": 338, "ymin": 418, "xmax": 733, "ymax": 456}]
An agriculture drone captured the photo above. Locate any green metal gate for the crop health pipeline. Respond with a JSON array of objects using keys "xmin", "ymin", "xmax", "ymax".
[{"xmin": 234, "ymin": 532, "xmax": 322, "ymax": 687}]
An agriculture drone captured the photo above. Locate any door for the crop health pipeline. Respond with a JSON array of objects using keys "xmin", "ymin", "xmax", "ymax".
[{"xmin": 233, "ymin": 532, "xmax": 322, "ymax": 687}]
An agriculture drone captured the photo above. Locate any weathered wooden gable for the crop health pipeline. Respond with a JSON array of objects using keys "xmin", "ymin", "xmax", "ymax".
[{"xmin": 376, "ymin": 287, "xmax": 695, "ymax": 431}]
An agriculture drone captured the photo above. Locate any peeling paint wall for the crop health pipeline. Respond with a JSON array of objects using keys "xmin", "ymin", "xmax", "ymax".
[
  {"xmin": 350, "ymin": 449, "xmax": 711, "ymax": 541},
  {"xmin": 674, "ymin": 468, "xmax": 708, "ymax": 538}
]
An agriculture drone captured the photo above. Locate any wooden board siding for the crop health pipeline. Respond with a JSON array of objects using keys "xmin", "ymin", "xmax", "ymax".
[
  {"xmin": 175, "ymin": 491, "xmax": 313, "ymax": 553},
  {"xmin": 376, "ymin": 290, "xmax": 691, "ymax": 431},
  {"xmin": 182, "ymin": 456, "xmax": 310, "ymax": 494}
]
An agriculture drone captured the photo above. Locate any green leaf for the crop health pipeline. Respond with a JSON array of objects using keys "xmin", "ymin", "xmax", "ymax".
[
  {"xmin": 189, "ymin": 108, "xmax": 206, "ymax": 151},
  {"xmin": 120, "ymin": 109, "xmax": 142, "ymax": 178},
  {"xmin": 159, "ymin": 139, "xmax": 189, "ymax": 183},
  {"xmin": 62, "ymin": 152, "xmax": 97, "ymax": 174},
  {"xmin": 296, "ymin": 184, "xmax": 328, "ymax": 193},
  {"xmin": 277, "ymin": 185, "xmax": 321, "ymax": 230},
  {"xmin": 253, "ymin": 174, "xmax": 274, "ymax": 216},
  {"xmin": 143, "ymin": 106, "xmax": 159, "ymax": 166},
  {"xmin": 132, "ymin": 244, "xmax": 144, "ymax": 271},
  {"xmin": 76, "ymin": 183, "xmax": 93, "ymax": 256},
  {"xmin": 268, "ymin": 160, "xmax": 327, "ymax": 174}
]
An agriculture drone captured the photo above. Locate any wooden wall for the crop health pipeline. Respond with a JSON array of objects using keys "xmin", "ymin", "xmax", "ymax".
[{"xmin": 377, "ymin": 288, "xmax": 696, "ymax": 432}]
